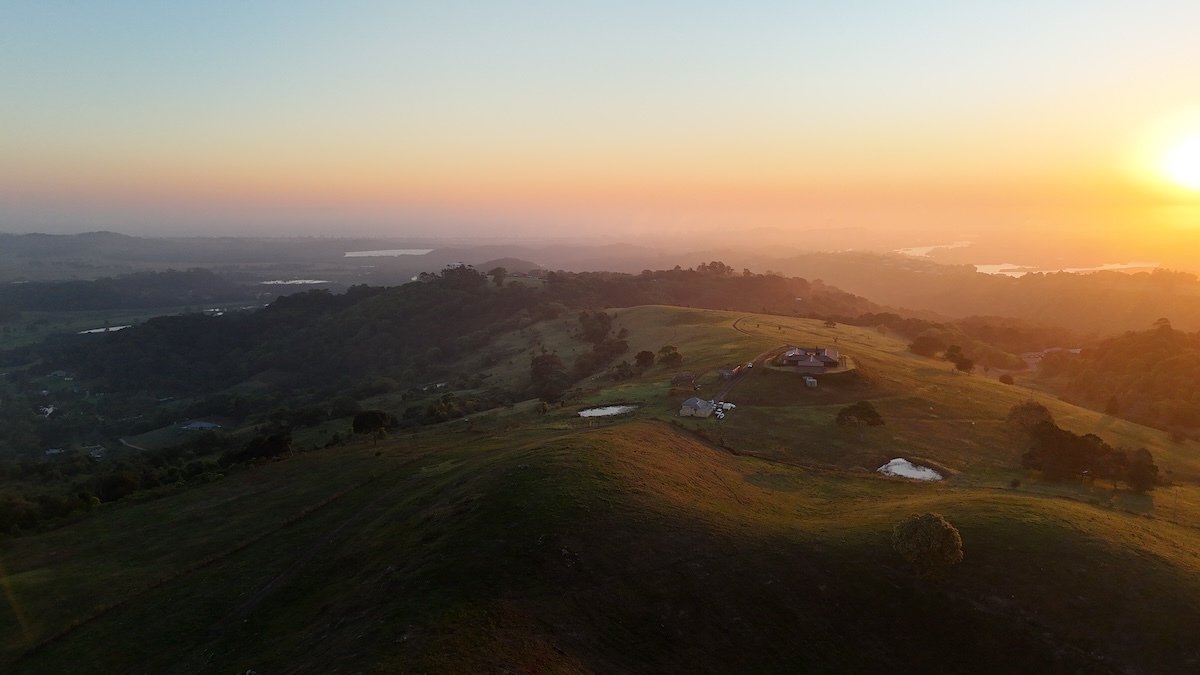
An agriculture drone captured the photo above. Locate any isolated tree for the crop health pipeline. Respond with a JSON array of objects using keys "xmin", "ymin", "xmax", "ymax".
[
  {"xmin": 954, "ymin": 357, "xmax": 975, "ymax": 374},
  {"xmin": 1125, "ymin": 447, "xmax": 1159, "ymax": 493},
  {"xmin": 1006, "ymin": 400, "xmax": 1053, "ymax": 438},
  {"xmin": 634, "ymin": 350, "xmax": 656, "ymax": 369},
  {"xmin": 487, "ymin": 266, "xmax": 507, "ymax": 287},
  {"xmin": 823, "ymin": 319, "xmax": 837, "ymax": 328},
  {"xmin": 530, "ymin": 353, "xmax": 569, "ymax": 402},
  {"xmin": 1104, "ymin": 395, "xmax": 1120, "ymax": 416},
  {"xmin": 836, "ymin": 401, "xmax": 884, "ymax": 432},
  {"xmin": 245, "ymin": 429, "xmax": 293, "ymax": 458},
  {"xmin": 353, "ymin": 409, "xmax": 397, "ymax": 445},
  {"xmin": 578, "ymin": 311, "xmax": 613, "ymax": 343},
  {"xmin": 658, "ymin": 345, "xmax": 683, "ymax": 367},
  {"xmin": 998, "ymin": 373, "xmax": 1015, "ymax": 385},
  {"xmin": 892, "ymin": 512, "xmax": 963, "ymax": 576},
  {"xmin": 908, "ymin": 334, "xmax": 946, "ymax": 358}
]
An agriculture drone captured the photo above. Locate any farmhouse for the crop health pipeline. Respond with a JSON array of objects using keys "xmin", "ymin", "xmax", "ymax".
[
  {"xmin": 679, "ymin": 397, "xmax": 715, "ymax": 418},
  {"xmin": 782, "ymin": 347, "xmax": 841, "ymax": 374}
]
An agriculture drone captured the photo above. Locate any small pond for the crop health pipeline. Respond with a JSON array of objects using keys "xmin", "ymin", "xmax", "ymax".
[
  {"xmin": 877, "ymin": 458, "xmax": 943, "ymax": 481},
  {"xmin": 578, "ymin": 405, "xmax": 638, "ymax": 418},
  {"xmin": 78, "ymin": 325, "xmax": 132, "ymax": 334}
]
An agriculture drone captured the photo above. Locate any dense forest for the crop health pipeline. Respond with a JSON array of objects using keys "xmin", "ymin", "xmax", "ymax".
[
  {"xmin": 1041, "ymin": 320, "xmax": 1200, "ymax": 432},
  {"xmin": 0, "ymin": 268, "xmax": 258, "ymax": 314},
  {"xmin": 0, "ymin": 264, "xmax": 872, "ymax": 454},
  {"xmin": 775, "ymin": 253, "xmax": 1200, "ymax": 335}
]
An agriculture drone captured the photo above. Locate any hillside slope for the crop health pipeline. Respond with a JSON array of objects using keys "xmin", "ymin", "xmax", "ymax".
[{"xmin": 3, "ymin": 307, "xmax": 1200, "ymax": 673}]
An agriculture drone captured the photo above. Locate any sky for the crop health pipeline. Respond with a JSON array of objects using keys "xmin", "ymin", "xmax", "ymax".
[{"xmin": 3, "ymin": 1, "xmax": 1200, "ymax": 260}]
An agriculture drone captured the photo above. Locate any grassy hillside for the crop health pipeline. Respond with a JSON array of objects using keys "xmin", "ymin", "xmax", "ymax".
[{"xmin": 3, "ymin": 306, "xmax": 1200, "ymax": 673}]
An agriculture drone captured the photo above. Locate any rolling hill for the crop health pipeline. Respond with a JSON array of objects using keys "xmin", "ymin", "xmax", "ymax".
[{"xmin": 3, "ymin": 306, "xmax": 1200, "ymax": 673}]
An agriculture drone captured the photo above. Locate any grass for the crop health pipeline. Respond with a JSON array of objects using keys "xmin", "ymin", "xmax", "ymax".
[{"xmin": 4, "ymin": 306, "xmax": 1200, "ymax": 672}]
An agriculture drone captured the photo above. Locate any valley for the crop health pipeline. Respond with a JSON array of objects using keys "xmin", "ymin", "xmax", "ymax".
[{"xmin": 3, "ymin": 304, "xmax": 1199, "ymax": 673}]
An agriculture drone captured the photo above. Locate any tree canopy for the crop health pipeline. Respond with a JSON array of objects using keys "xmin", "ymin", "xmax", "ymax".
[
  {"xmin": 836, "ymin": 401, "xmax": 884, "ymax": 427},
  {"xmin": 892, "ymin": 512, "xmax": 963, "ymax": 576}
]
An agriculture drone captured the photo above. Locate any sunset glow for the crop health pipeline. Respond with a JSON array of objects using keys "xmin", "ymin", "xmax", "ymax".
[
  {"xmin": 1162, "ymin": 134, "xmax": 1200, "ymax": 192},
  {"xmin": 1, "ymin": 1, "xmax": 1200, "ymax": 259}
]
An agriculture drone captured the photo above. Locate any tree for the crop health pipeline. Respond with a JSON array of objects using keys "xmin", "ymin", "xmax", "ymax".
[
  {"xmin": 944, "ymin": 345, "xmax": 964, "ymax": 363},
  {"xmin": 836, "ymin": 401, "xmax": 884, "ymax": 429},
  {"xmin": 1104, "ymin": 395, "xmax": 1120, "ymax": 416},
  {"xmin": 487, "ymin": 266, "xmax": 507, "ymax": 287},
  {"xmin": 954, "ymin": 357, "xmax": 975, "ymax": 374},
  {"xmin": 1125, "ymin": 447, "xmax": 1159, "ymax": 493},
  {"xmin": 892, "ymin": 512, "xmax": 963, "ymax": 576},
  {"xmin": 578, "ymin": 311, "xmax": 613, "ymax": 343},
  {"xmin": 1022, "ymin": 421, "xmax": 1113, "ymax": 481},
  {"xmin": 823, "ymin": 319, "xmax": 837, "ymax": 328},
  {"xmin": 1006, "ymin": 400, "xmax": 1053, "ymax": 438},
  {"xmin": 908, "ymin": 334, "xmax": 946, "ymax": 358},
  {"xmin": 998, "ymin": 373, "xmax": 1015, "ymax": 385},
  {"xmin": 530, "ymin": 353, "xmax": 569, "ymax": 402},
  {"xmin": 353, "ymin": 410, "xmax": 397, "ymax": 445},
  {"xmin": 658, "ymin": 345, "xmax": 683, "ymax": 367},
  {"xmin": 634, "ymin": 350, "xmax": 656, "ymax": 369}
]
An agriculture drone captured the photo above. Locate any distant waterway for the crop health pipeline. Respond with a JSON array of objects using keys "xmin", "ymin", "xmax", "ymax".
[
  {"xmin": 894, "ymin": 241, "xmax": 973, "ymax": 257},
  {"xmin": 78, "ymin": 325, "xmax": 131, "ymax": 334},
  {"xmin": 260, "ymin": 279, "xmax": 330, "ymax": 285},
  {"xmin": 344, "ymin": 249, "xmax": 434, "ymax": 257},
  {"xmin": 973, "ymin": 261, "xmax": 1158, "ymax": 277}
]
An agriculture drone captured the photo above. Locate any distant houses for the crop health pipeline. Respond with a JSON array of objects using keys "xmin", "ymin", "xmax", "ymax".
[
  {"xmin": 670, "ymin": 373, "xmax": 698, "ymax": 389},
  {"xmin": 782, "ymin": 347, "xmax": 843, "ymax": 374},
  {"xmin": 717, "ymin": 364, "xmax": 745, "ymax": 380},
  {"xmin": 679, "ymin": 397, "xmax": 715, "ymax": 418}
]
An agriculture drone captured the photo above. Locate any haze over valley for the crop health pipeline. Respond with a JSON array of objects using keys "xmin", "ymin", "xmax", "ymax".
[{"xmin": 5, "ymin": 2, "xmax": 1200, "ymax": 673}]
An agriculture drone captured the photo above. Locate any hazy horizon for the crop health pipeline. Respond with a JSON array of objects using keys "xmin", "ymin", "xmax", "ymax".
[{"xmin": 4, "ymin": 2, "xmax": 1200, "ymax": 268}]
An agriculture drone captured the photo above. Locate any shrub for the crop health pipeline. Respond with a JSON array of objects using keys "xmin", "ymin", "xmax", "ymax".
[
  {"xmin": 998, "ymin": 373, "xmax": 1015, "ymax": 385},
  {"xmin": 892, "ymin": 512, "xmax": 963, "ymax": 576},
  {"xmin": 836, "ymin": 401, "xmax": 884, "ymax": 427}
]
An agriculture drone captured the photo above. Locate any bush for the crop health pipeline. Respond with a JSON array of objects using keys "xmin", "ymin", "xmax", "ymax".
[
  {"xmin": 892, "ymin": 512, "xmax": 963, "ymax": 576},
  {"xmin": 998, "ymin": 373, "xmax": 1015, "ymax": 385},
  {"xmin": 836, "ymin": 401, "xmax": 884, "ymax": 427}
]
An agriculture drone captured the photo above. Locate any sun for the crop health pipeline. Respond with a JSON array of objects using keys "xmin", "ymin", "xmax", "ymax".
[{"xmin": 1162, "ymin": 133, "xmax": 1200, "ymax": 191}]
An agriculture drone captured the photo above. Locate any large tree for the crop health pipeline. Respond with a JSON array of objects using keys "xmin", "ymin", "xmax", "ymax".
[
  {"xmin": 892, "ymin": 512, "xmax": 964, "ymax": 576},
  {"xmin": 530, "ymin": 353, "xmax": 569, "ymax": 402},
  {"xmin": 908, "ymin": 334, "xmax": 946, "ymax": 358},
  {"xmin": 1006, "ymin": 400, "xmax": 1053, "ymax": 438},
  {"xmin": 634, "ymin": 350, "xmax": 656, "ymax": 369},
  {"xmin": 836, "ymin": 401, "xmax": 884, "ymax": 427},
  {"xmin": 658, "ymin": 345, "xmax": 683, "ymax": 367},
  {"xmin": 353, "ymin": 410, "xmax": 397, "ymax": 444}
]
